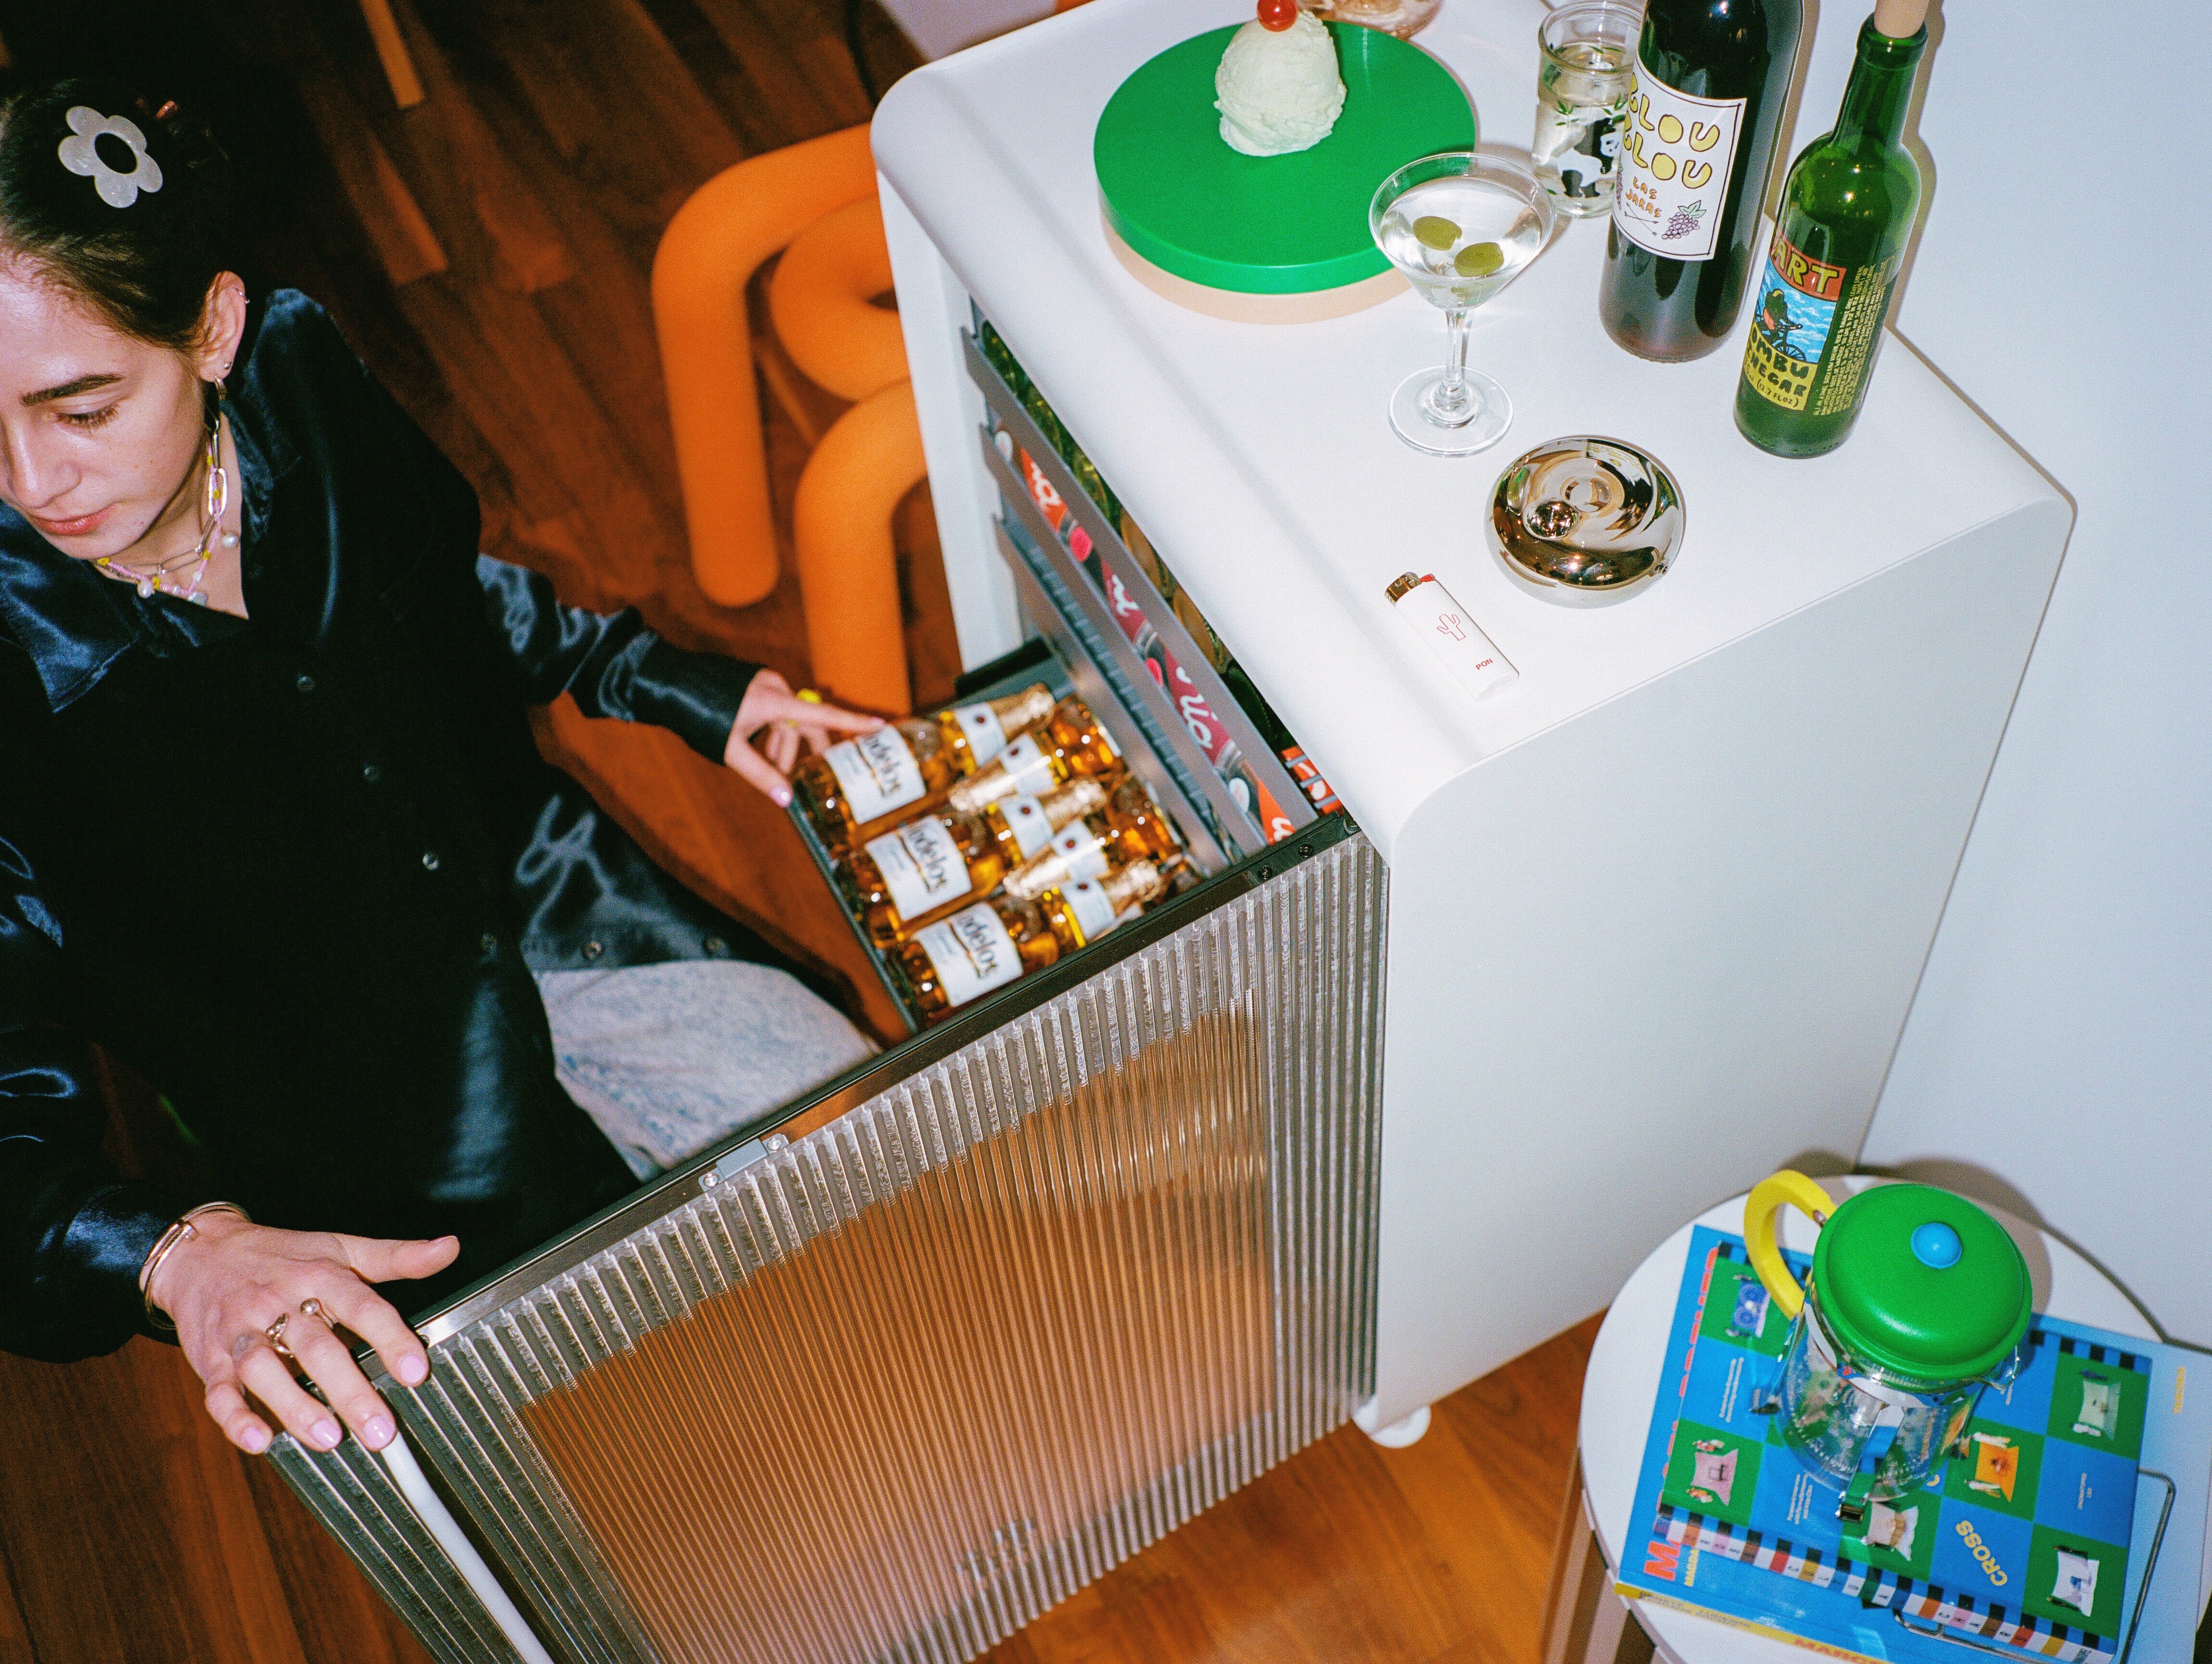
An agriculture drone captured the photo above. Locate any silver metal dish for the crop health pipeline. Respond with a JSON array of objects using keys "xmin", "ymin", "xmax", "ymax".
[{"xmin": 1489, "ymin": 435, "xmax": 1684, "ymax": 604}]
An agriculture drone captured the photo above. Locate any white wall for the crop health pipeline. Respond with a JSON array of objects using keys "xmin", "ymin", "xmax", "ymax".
[{"xmin": 1839, "ymin": 0, "xmax": 2212, "ymax": 1344}]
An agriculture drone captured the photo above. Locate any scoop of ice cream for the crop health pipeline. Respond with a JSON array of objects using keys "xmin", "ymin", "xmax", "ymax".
[{"xmin": 1214, "ymin": 9, "xmax": 1346, "ymax": 157}]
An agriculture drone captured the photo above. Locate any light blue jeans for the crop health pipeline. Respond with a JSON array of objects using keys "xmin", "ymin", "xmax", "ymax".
[{"xmin": 536, "ymin": 961, "xmax": 876, "ymax": 1181}]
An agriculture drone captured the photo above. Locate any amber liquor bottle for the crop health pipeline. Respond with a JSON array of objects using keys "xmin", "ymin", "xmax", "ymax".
[
  {"xmin": 944, "ymin": 700, "xmax": 1122, "ymax": 816},
  {"xmin": 1735, "ymin": 1, "xmax": 1925, "ymax": 455},
  {"xmin": 794, "ymin": 683, "xmax": 1055, "ymax": 852},
  {"xmin": 1597, "ymin": 0, "xmax": 1803, "ymax": 360},
  {"xmin": 1002, "ymin": 779, "xmax": 1183, "ymax": 901},
  {"xmin": 892, "ymin": 861, "xmax": 1166, "ymax": 1022},
  {"xmin": 839, "ymin": 778, "xmax": 1110, "ymax": 948}
]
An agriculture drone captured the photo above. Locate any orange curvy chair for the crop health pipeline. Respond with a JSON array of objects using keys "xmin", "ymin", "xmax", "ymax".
[{"xmin": 653, "ymin": 126, "xmax": 926, "ymax": 716}]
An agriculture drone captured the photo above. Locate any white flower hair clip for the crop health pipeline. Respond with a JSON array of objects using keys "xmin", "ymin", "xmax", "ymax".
[{"xmin": 57, "ymin": 106, "xmax": 165, "ymax": 209}]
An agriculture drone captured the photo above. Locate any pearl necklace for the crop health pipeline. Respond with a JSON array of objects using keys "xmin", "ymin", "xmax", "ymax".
[{"xmin": 92, "ymin": 413, "xmax": 237, "ymax": 606}]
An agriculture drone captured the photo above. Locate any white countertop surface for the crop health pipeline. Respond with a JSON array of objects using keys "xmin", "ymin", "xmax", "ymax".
[{"xmin": 871, "ymin": 0, "xmax": 2063, "ymax": 859}]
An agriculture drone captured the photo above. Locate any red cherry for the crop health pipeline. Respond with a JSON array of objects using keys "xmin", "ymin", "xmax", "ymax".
[{"xmin": 1257, "ymin": 0, "xmax": 1299, "ymax": 29}]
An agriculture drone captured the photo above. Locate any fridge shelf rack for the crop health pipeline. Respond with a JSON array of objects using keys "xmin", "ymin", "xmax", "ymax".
[
  {"xmin": 961, "ymin": 329, "xmax": 1320, "ymax": 856},
  {"xmin": 990, "ymin": 484, "xmax": 1240, "ymax": 872}
]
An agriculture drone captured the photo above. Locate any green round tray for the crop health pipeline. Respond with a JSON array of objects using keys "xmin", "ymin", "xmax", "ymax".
[{"xmin": 1094, "ymin": 22, "xmax": 1476, "ymax": 296}]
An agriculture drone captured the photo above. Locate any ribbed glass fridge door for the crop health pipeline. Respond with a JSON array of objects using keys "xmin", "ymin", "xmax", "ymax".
[{"xmin": 275, "ymin": 827, "xmax": 1385, "ymax": 1664}]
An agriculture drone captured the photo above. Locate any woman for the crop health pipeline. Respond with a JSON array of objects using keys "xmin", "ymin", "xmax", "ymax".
[{"xmin": 0, "ymin": 78, "xmax": 884, "ymax": 1460}]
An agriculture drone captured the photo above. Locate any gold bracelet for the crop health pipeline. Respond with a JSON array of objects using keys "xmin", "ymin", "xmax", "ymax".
[{"xmin": 140, "ymin": 1202, "xmax": 251, "ymax": 1330}]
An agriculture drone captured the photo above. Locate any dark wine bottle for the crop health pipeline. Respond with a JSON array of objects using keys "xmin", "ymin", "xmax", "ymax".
[
  {"xmin": 1735, "ymin": 1, "xmax": 1926, "ymax": 455},
  {"xmin": 1598, "ymin": 0, "xmax": 1804, "ymax": 362}
]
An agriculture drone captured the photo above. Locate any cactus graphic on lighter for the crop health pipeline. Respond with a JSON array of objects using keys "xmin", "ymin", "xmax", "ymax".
[{"xmin": 1385, "ymin": 571, "xmax": 1518, "ymax": 699}]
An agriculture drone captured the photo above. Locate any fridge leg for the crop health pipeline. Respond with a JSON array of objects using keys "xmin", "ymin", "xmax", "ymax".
[{"xmin": 1354, "ymin": 1398, "xmax": 1432, "ymax": 1448}]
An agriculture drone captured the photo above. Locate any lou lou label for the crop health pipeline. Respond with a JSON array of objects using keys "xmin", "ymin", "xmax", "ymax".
[
  {"xmin": 866, "ymin": 817, "xmax": 972, "ymax": 921},
  {"xmin": 918, "ymin": 905, "xmax": 1023, "ymax": 1008},
  {"xmin": 1612, "ymin": 68, "xmax": 1743, "ymax": 262},
  {"xmin": 823, "ymin": 728, "xmax": 926, "ymax": 822}
]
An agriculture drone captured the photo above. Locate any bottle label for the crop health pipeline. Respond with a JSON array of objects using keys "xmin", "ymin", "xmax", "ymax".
[
  {"xmin": 998, "ymin": 794, "xmax": 1057, "ymax": 858},
  {"xmin": 866, "ymin": 818, "xmax": 973, "ymax": 921},
  {"xmin": 951, "ymin": 701, "xmax": 1010, "ymax": 766},
  {"xmin": 1612, "ymin": 67, "xmax": 1744, "ymax": 261},
  {"xmin": 1049, "ymin": 826, "xmax": 1112, "ymax": 883},
  {"xmin": 916, "ymin": 904, "xmax": 1023, "ymax": 1008},
  {"xmin": 824, "ymin": 729, "xmax": 926, "ymax": 824},
  {"xmin": 996, "ymin": 733, "xmax": 1058, "ymax": 796},
  {"xmin": 1742, "ymin": 229, "xmax": 1901, "ymax": 416},
  {"xmin": 1020, "ymin": 828, "xmax": 1111, "ymax": 898},
  {"xmin": 1062, "ymin": 879, "xmax": 1120, "ymax": 945}
]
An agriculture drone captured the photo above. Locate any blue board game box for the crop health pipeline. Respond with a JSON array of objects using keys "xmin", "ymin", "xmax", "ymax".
[{"xmin": 1612, "ymin": 1227, "xmax": 2205, "ymax": 1662}]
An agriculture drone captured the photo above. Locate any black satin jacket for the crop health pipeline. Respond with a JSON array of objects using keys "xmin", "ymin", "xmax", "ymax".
[{"xmin": 0, "ymin": 289, "xmax": 804, "ymax": 1363}]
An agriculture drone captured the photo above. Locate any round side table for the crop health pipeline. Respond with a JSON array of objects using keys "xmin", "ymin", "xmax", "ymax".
[{"xmin": 1538, "ymin": 1177, "xmax": 2187, "ymax": 1664}]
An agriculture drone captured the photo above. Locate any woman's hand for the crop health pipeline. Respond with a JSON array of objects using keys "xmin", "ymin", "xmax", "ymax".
[
  {"xmin": 723, "ymin": 669, "xmax": 883, "ymax": 806},
  {"xmin": 147, "ymin": 1211, "xmax": 461, "ymax": 1456}
]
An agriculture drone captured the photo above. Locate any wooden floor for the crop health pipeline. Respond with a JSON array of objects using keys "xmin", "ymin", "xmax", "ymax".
[
  {"xmin": 0, "ymin": 0, "xmax": 1598, "ymax": 1660},
  {"xmin": 979, "ymin": 1321, "xmax": 1599, "ymax": 1664}
]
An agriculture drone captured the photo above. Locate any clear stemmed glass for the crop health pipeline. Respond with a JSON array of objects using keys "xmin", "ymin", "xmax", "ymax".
[{"xmin": 1370, "ymin": 152, "xmax": 1556, "ymax": 455}]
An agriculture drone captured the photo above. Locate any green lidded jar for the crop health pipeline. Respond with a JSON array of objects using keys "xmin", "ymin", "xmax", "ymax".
[
  {"xmin": 1746, "ymin": 1172, "xmax": 2032, "ymax": 1511},
  {"xmin": 1810, "ymin": 1181, "xmax": 2032, "ymax": 1387}
]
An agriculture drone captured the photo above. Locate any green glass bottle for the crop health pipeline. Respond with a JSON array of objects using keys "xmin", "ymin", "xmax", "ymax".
[{"xmin": 1735, "ymin": 1, "xmax": 1927, "ymax": 457}]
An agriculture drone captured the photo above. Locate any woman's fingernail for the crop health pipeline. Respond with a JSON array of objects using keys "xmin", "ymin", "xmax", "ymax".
[
  {"xmin": 773, "ymin": 788, "xmax": 792, "ymax": 806},
  {"xmin": 313, "ymin": 1418, "xmax": 343, "ymax": 1449},
  {"xmin": 242, "ymin": 1423, "xmax": 270, "ymax": 1454},
  {"xmin": 364, "ymin": 1415, "xmax": 395, "ymax": 1448},
  {"xmin": 399, "ymin": 1355, "xmax": 429, "ymax": 1385}
]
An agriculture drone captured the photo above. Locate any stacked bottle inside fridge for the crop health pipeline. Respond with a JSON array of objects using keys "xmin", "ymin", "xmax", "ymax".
[{"xmin": 786, "ymin": 306, "xmax": 1349, "ymax": 1033}]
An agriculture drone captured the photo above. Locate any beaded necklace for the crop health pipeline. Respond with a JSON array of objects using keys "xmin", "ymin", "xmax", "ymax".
[{"xmin": 91, "ymin": 411, "xmax": 236, "ymax": 606}]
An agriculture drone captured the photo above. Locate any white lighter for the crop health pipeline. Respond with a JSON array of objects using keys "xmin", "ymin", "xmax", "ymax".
[{"xmin": 1385, "ymin": 571, "xmax": 1518, "ymax": 699}]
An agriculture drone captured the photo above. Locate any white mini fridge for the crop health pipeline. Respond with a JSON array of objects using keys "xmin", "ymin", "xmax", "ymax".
[{"xmin": 270, "ymin": 3, "xmax": 2071, "ymax": 1661}]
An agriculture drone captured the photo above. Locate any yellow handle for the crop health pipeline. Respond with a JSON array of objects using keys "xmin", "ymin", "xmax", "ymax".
[{"xmin": 1744, "ymin": 1170, "xmax": 1835, "ymax": 1321}]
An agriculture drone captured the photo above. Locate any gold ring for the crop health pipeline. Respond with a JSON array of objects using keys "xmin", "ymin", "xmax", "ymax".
[
  {"xmin": 796, "ymin": 688, "xmax": 823, "ymax": 704},
  {"xmin": 300, "ymin": 1298, "xmax": 328, "ymax": 1323},
  {"xmin": 264, "ymin": 1311, "xmax": 294, "ymax": 1359}
]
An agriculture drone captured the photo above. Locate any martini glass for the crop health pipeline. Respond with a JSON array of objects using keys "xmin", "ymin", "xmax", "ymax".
[{"xmin": 1371, "ymin": 152, "xmax": 1556, "ymax": 455}]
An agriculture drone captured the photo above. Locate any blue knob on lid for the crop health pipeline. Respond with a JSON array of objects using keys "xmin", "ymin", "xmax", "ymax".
[{"xmin": 1911, "ymin": 1220, "xmax": 1964, "ymax": 1269}]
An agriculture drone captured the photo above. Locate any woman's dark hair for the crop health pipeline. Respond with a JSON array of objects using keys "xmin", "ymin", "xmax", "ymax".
[{"xmin": 0, "ymin": 74, "xmax": 236, "ymax": 352}]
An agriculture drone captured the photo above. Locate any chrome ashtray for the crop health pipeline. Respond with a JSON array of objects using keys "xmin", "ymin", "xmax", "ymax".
[{"xmin": 1489, "ymin": 435, "xmax": 1684, "ymax": 604}]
